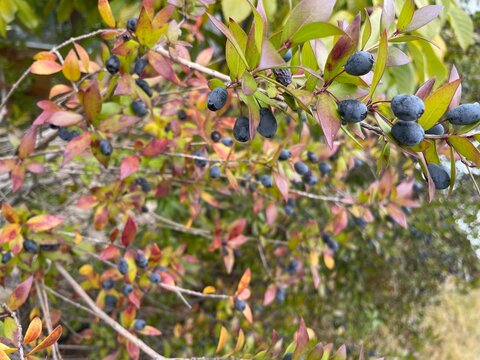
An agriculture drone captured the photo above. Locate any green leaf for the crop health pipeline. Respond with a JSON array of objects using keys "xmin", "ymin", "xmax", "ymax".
[
  {"xmin": 226, "ymin": 19, "xmax": 248, "ymax": 80},
  {"xmin": 448, "ymin": 3, "xmax": 474, "ymax": 51},
  {"xmin": 208, "ymin": 79, "xmax": 225, "ymax": 90},
  {"xmin": 418, "ymin": 79, "xmax": 461, "ymax": 130},
  {"xmin": 241, "ymin": 72, "xmax": 257, "ymax": 96},
  {"xmin": 448, "ymin": 135, "xmax": 480, "ymax": 167},
  {"xmin": 290, "ymin": 22, "xmax": 344, "ymax": 44},
  {"xmin": 424, "ymin": 140, "xmax": 440, "ymax": 164},
  {"xmin": 244, "ymin": 0, "xmax": 265, "ymax": 69},
  {"xmin": 361, "ymin": 10, "xmax": 372, "ymax": 49},
  {"xmin": 221, "ymin": 0, "xmax": 251, "ymax": 23},
  {"xmin": 281, "ymin": 0, "xmax": 335, "ymax": 42},
  {"xmin": 14, "ymin": 0, "xmax": 39, "ymax": 29},
  {"xmin": 207, "ymin": 13, "xmax": 249, "ymax": 68},
  {"xmin": 369, "ymin": 30, "xmax": 387, "ymax": 98},
  {"xmin": 397, "ymin": 0, "xmax": 415, "ymax": 32},
  {"xmin": 136, "ymin": 7, "xmax": 163, "ymax": 48},
  {"xmin": 0, "ymin": 0, "xmax": 18, "ymax": 23}
]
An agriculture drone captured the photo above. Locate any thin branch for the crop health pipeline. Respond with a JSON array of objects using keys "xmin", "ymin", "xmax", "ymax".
[
  {"xmin": 44, "ymin": 286, "xmax": 97, "ymax": 317},
  {"xmin": 55, "ymin": 262, "xmax": 167, "ymax": 360},
  {"xmin": 34, "ymin": 280, "xmax": 61, "ymax": 360},
  {"xmin": 153, "ymin": 46, "xmax": 231, "ymax": 83},
  {"xmin": 2, "ymin": 303, "xmax": 25, "ymax": 360},
  {"xmin": 0, "ymin": 29, "xmax": 110, "ymax": 111}
]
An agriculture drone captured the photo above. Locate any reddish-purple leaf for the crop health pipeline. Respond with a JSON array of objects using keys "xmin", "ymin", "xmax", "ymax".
[
  {"xmin": 148, "ymin": 51, "xmax": 182, "ymax": 85},
  {"xmin": 381, "ymin": 0, "xmax": 395, "ymax": 31},
  {"xmin": 11, "ymin": 164, "xmax": 25, "ymax": 192},
  {"xmin": 121, "ymin": 217, "xmax": 137, "ymax": 247},
  {"xmin": 294, "ymin": 318, "xmax": 309, "ymax": 357},
  {"xmin": 141, "ymin": 139, "xmax": 171, "ymax": 157},
  {"xmin": 263, "ymin": 284, "xmax": 277, "ymax": 306},
  {"xmin": 258, "ymin": 39, "xmax": 285, "ymax": 70},
  {"xmin": 315, "ymin": 92, "xmax": 341, "ymax": 149},
  {"xmin": 404, "ymin": 5, "xmax": 444, "ymax": 32},
  {"xmin": 32, "ymin": 100, "xmax": 61, "ymax": 126},
  {"xmin": 386, "ymin": 47, "xmax": 411, "ymax": 66},
  {"xmin": 7, "ymin": 276, "xmax": 33, "ymax": 311},
  {"xmin": 415, "ymin": 78, "xmax": 436, "ymax": 100},
  {"xmin": 120, "ymin": 155, "xmax": 140, "ymax": 180},
  {"xmin": 26, "ymin": 161, "xmax": 45, "ymax": 174},
  {"xmin": 448, "ymin": 65, "xmax": 462, "ymax": 110},
  {"xmin": 386, "ymin": 204, "xmax": 408, "ymax": 228},
  {"xmin": 77, "ymin": 195, "xmax": 99, "ymax": 209}
]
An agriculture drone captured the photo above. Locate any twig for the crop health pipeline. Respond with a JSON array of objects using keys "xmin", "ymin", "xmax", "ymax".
[
  {"xmin": 153, "ymin": 46, "xmax": 231, "ymax": 83},
  {"xmin": 44, "ymin": 286, "xmax": 97, "ymax": 317},
  {"xmin": 35, "ymin": 280, "xmax": 61, "ymax": 360},
  {"xmin": 55, "ymin": 263, "xmax": 167, "ymax": 360},
  {"xmin": 2, "ymin": 303, "xmax": 25, "ymax": 360},
  {"xmin": 0, "ymin": 29, "xmax": 110, "ymax": 111}
]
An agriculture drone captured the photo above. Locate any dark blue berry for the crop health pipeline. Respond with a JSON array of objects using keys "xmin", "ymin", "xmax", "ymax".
[
  {"xmin": 207, "ymin": 87, "xmax": 228, "ymax": 111},
  {"xmin": 427, "ymin": 163, "xmax": 450, "ymax": 190},
  {"xmin": 425, "ymin": 123, "xmax": 445, "ymax": 135},
  {"xmin": 210, "ymin": 131, "xmax": 221, "ymax": 142},
  {"xmin": 132, "ymin": 100, "xmax": 148, "ymax": 117},
  {"xmin": 273, "ymin": 68, "xmax": 292, "ymax": 86},
  {"xmin": 282, "ymin": 49, "xmax": 292, "ymax": 62},
  {"xmin": 106, "ymin": 55, "xmax": 120, "ymax": 74},
  {"xmin": 391, "ymin": 120, "xmax": 425, "ymax": 146},
  {"xmin": 257, "ymin": 108, "xmax": 277, "ymax": 138},
  {"xmin": 259, "ymin": 174, "xmax": 273, "ymax": 188},
  {"xmin": 302, "ymin": 172, "xmax": 318, "ymax": 186},
  {"xmin": 117, "ymin": 258, "xmax": 129, "ymax": 275},
  {"xmin": 105, "ymin": 294, "xmax": 117, "ymax": 309},
  {"xmin": 177, "ymin": 109, "xmax": 187, "ymax": 121},
  {"xmin": 135, "ymin": 79, "xmax": 153, "ymax": 97},
  {"xmin": 221, "ymin": 137, "xmax": 234, "ymax": 147},
  {"xmin": 135, "ymin": 177, "xmax": 152, "ymax": 192},
  {"xmin": 286, "ymin": 260, "xmax": 298, "ymax": 274},
  {"xmin": 102, "ymin": 279, "xmax": 115, "ymax": 290},
  {"xmin": 337, "ymin": 99, "xmax": 368, "ymax": 123},
  {"xmin": 318, "ymin": 161, "xmax": 332, "ymax": 176},
  {"xmin": 279, "ymin": 149, "xmax": 291, "ymax": 161},
  {"xmin": 234, "ymin": 299, "xmax": 246, "ymax": 311},
  {"xmin": 23, "ymin": 239, "xmax": 38, "ymax": 253},
  {"xmin": 294, "ymin": 161, "xmax": 309, "ymax": 176},
  {"xmin": 123, "ymin": 284, "xmax": 133, "ymax": 295},
  {"xmin": 135, "ymin": 252, "xmax": 148, "ymax": 268},
  {"xmin": 134, "ymin": 319, "xmax": 146, "ymax": 331},
  {"xmin": 391, "ymin": 94, "xmax": 425, "ymax": 121},
  {"xmin": 126, "ymin": 18, "xmax": 137, "ymax": 32},
  {"xmin": 446, "ymin": 103, "xmax": 480, "ymax": 125},
  {"xmin": 134, "ymin": 58, "xmax": 147, "ymax": 75},
  {"xmin": 307, "ymin": 151, "xmax": 318, "ymax": 163},
  {"xmin": 149, "ymin": 272, "xmax": 161, "ymax": 283},
  {"xmin": 2, "ymin": 252, "xmax": 12, "ymax": 264},
  {"xmin": 99, "ymin": 139, "xmax": 113, "ymax": 156},
  {"xmin": 209, "ymin": 165, "xmax": 221, "ymax": 179},
  {"xmin": 193, "ymin": 150, "xmax": 207, "ymax": 168},
  {"xmin": 345, "ymin": 51, "xmax": 374, "ymax": 76},
  {"xmin": 233, "ymin": 116, "xmax": 250, "ymax": 142},
  {"xmin": 276, "ymin": 287, "xmax": 286, "ymax": 302}
]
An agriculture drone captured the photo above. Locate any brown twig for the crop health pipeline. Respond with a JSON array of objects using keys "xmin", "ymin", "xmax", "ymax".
[{"xmin": 55, "ymin": 262, "xmax": 168, "ymax": 360}]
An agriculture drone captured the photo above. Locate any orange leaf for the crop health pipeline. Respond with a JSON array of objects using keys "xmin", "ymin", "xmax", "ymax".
[
  {"xmin": 233, "ymin": 329, "xmax": 245, "ymax": 353},
  {"xmin": 236, "ymin": 268, "xmax": 251, "ymax": 295},
  {"xmin": 30, "ymin": 60, "xmax": 62, "ymax": 75},
  {"xmin": 216, "ymin": 326, "xmax": 228, "ymax": 354},
  {"xmin": 263, "ymin": 284, "xmax": 277, "ymax": 306},
  {"xmin": 7, "ymin": 276, "xmax": 33, "ymax": 311},
  {"xmin": 120, "ymin": 155, "xmax": 140, "ymax": 180},
  {"xmin": 141, "ymin": 139, "xmax": 171, "ymax": 157},
  {"xmin": 98, "ymin": 0, "xmax": 115, "ymax": 28},
  {"xmin": 11, "ymin": 164, "xmax": 25, "ymax": 192},
  {"xmin": 1, "ymin": 203, "xmax": 20, "ymax": 224},
  {"xmin": 203, "ymin": 286, "xmax": 216, "ymax": 294},
  {"xmin": 74, "ymin": 43, "xmax": 90, "ymax": 72},
  {"xmin": 139, "ymin": 325, "xmax": 162, "ymax": 336},
  {"xmin": 273, "ymin": 171, "xmax": 289, "ymax": 202},
  {"xmin": 33, "ymin": 52, "xmax": 57, "ymax": 61},
  {"xmin": 323, "ymin": 252, "xmax": 335, "ymax": 269},
  {"xmin": 0, "ymin": 350, "xmax": 10, "ymax": 360},
  {"xmin": 28, "ymin": 325, "xmax": 62, "ymax": 355},
  {"xmin": 62, "ymin": 132, "xmax": 92, "ymax": 166},
  {"xmin": 0, "ymin": 224, "xmax": 21, "ymax": 244},
  {"xmin": 62, "ymin": 49, "xmax": 81, "ymax": 81},
  {"xmin": 18, "ymin": 127, "xmax": 37, "ymax": 159},
  {"xmin": 23, "ymin": 317, "xmax": 43, "ymax": 344},
  {"xmin": 26, "ymin": 214, "xmax": 64, "ymax": 232},
  {"xmin": 242, "ymin": 304, "xmax": 253, "ymax": 323}
]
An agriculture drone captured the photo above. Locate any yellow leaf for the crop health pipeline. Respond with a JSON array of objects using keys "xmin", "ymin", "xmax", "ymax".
[
  {"xmin": 216, "ymin": 326, "xmax": 228, "ymax": 354},
  {"xmin": 0, "ymin": 349, "xmax": 11, "ymax": 360},
  {"xmin": 24, "ymin": 317, "xmax": 43, "ymax": 344},
  {"xmin": 3, "ymin": 317, "xmax": 17, "ymax": 341},
  {"xmin": 62, "ymin": 49, "xmax": 81, "ymax": 82},
  {"xmin": 233, "ymin": 329, "xmax": 245, "ymax": 353},
  {"xmin": 0, "ymin": 342, "xmax": 17, "ymax": 355},
  {"xmin": 203, "ymin": 286, "xmax": 216, "ymax": 294},
  {"xmin": 324, "ymin": 252, "xmax": 335, "ymax": 270},
  {"xmin": 98, "ymin": 0, "xmax": 115, "ymax": 28}
]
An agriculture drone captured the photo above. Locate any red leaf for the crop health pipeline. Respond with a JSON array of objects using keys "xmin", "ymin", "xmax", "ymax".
[
  {"xmin": 77, "ymin": 195, "xmax": 99, "ymax": 209},
  {"xmin": 120, "ymin": 155, "xmax": 140, "ymax": 180},
  {"xmin": 30, "ymin": 60, "xmax": 62, "ymax": 75},
  {"xmin": 26, "ymin": 161, "xmax": 45, "ymax": 174},
  {"xmin": 94, "ymin": 205, "xmax": 109, "ymax": 230},
  {"xmin": 141, "ymin": 139, "xmax": 171, "ymax": 157},
  {"xmin": 315, "ymin": 92, "xmax": 341, "ymax": 149},
  {"xmin": 99, "ymin": 245, "xmax": 120, "ymax": 261},
  {"xmin": 18, "ymin": 127, "xmax": 37, "ymax": 159},
  {"xmin": 32, "ymin": 100, "xmax": 61, "ymax": 126},
  {"xmin": 147, "ymin": 51, "xmax": 182, "ymax": 85},
  {"xmin": 126, "ymin": 341, "xmax": 140, "ymax": 360},
  {"xmin": 62, "ymin": 132, "xmax": 91, "ymax": 166},
  {"xmin": 331, "ymin": 209, "xmax": 348, "ymax": 235},
  {"xmin": 265, "ymin": 202, "xmax": 277, "ymax": 226},
  {"xmin": 273, "ymin": 171, "xmax": 289, "ymax": 202},
  {"xmin": 26, "ymin": 214, "xmax": 64, "ymax": 232},
  {"xmin": 7, "ymin": 276, "xmax": 33, "ymax": 311},
  {"xmin": 142, "ymin": 0, "xmax": 155, "ymax": 18},
  {"xmin": 121, "ymin": 216, "xmax": 137, "ymax": 247}
]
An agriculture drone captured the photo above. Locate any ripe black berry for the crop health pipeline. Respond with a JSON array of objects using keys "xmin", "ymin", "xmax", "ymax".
[
  {"xmin": 135, "ymin": 79, "xmax": 153, "ymax": 97},
  {"xmin": 207, "ymin": 87, "xmax": 228, "ymax": 111},
  {"xmin": 123, "ymin": 284, "xmax": 133, "ymax": 295},
  {"xmin": 102, "ymin": 279, "xmax": 115, "ymax": 290},
  {"xmin": 134, "ymin": 58, "xmax": 147, "ymax": 75},
  {"xmin": 221, "ymin": 137, "xmax": 234, "ymax": 147},
  {"xmin": 134, "ymin": 319, "xmax": 146, "ymax": 331},
  {"xmin": 337, "ymin": 99, "xmax": 368, "ymax": 123},
  {"xmin": 425, "ymin": 123, "xmax": 445, "ymax": 135},
  {"xmin": 177, "ymin": 109, "xmax": 187, "ymax": 121},
  {"xmin": 117, "ymin": 258, "xmax": 129, "ymax": 275},
  {"xmin": 259, "ymin": 174, "xmax": 273, "ymax": 188},
  {"xmin": 126, "ymin": 18, "xmax": 137, "ymax": 32},
  {"xmin": 193, "ymin": 150, "xmax": 207, "ymax": 168},
  {"xmin": 99, "ymin": 139, "xmax": 113, "ymax": 156},
  {"xmin": 234, "ymin": 299, "xmax": 246, "ymax": 311},
  {"xmin": 294, "ymin": 161, "xmax": 309, "ymax": 176},
  {"xmin": 233, "ymin": 116, "xmax": 250, "ymax": 142},
  {"xmin": 135, "ymin": 252, "xmax": 148, "ymax": 268},
  {"xmin": 273, "ymin": 68, "xmax": 292, "ymax": 86},
  {"xmin": 307, "ymin": 151, "xmax": 318, "ymax": 163},
  {"xmin": 391, "ymin": 120, "xmax": 425, "ymax": 146},
  {"xmin": 318, "ymin": 161, "xmax": 332, "ymax": 176},
  {"xmin": 345, "ymin": 51, "xmax": 374, "ymax": 76},
  {"xmin": 446, "ymin": 103, "xmax": 480, "ymax": 125},
  {"xmin": 149, "ymin": 272, "xmax": 161, "ymax": 283},
  {"xmin": 427, "ymin": 163, "xmax": 450, "ymax": 190},
  {"xmin": 279, "ymin": 149, "xmax": 291, "ymax": 161},
  {"xmin": 132, "ymin": 100, "xmax": 148, "ymax": 117},
  {"xmin": 210, "ymin": 131, "xmax": 221, "ymax": 142},
  {"xmin": 257, "ymin": 108, "xmax": 277, "ymax": 138},
  {"xmin": 1, "ymin": 252, "xmax": 12, "ymax": 264},
  {"xmin": 391, "ymin": 94, "xmax": 425, "ymax": 121},
  {"xmin": 106, "ymin": 55, "xmax": 120, "ymax": 74},
  {"xmin": 209, "ymin": 165, "xmax": 221, "ymax": 179},
  {"xmin": 23, "ymin": 239, "xmax": 38, "ymax": 253}
]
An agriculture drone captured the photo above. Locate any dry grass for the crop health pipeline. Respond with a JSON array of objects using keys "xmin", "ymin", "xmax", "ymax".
[{"xmin": 418, "ymin": 278, "xmax": 480, "ymax": 360}]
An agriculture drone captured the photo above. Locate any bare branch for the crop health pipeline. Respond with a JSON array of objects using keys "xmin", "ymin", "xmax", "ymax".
[{"xmin": 2, "ymin": 303, "xmax": 25, "ymax": 360}]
